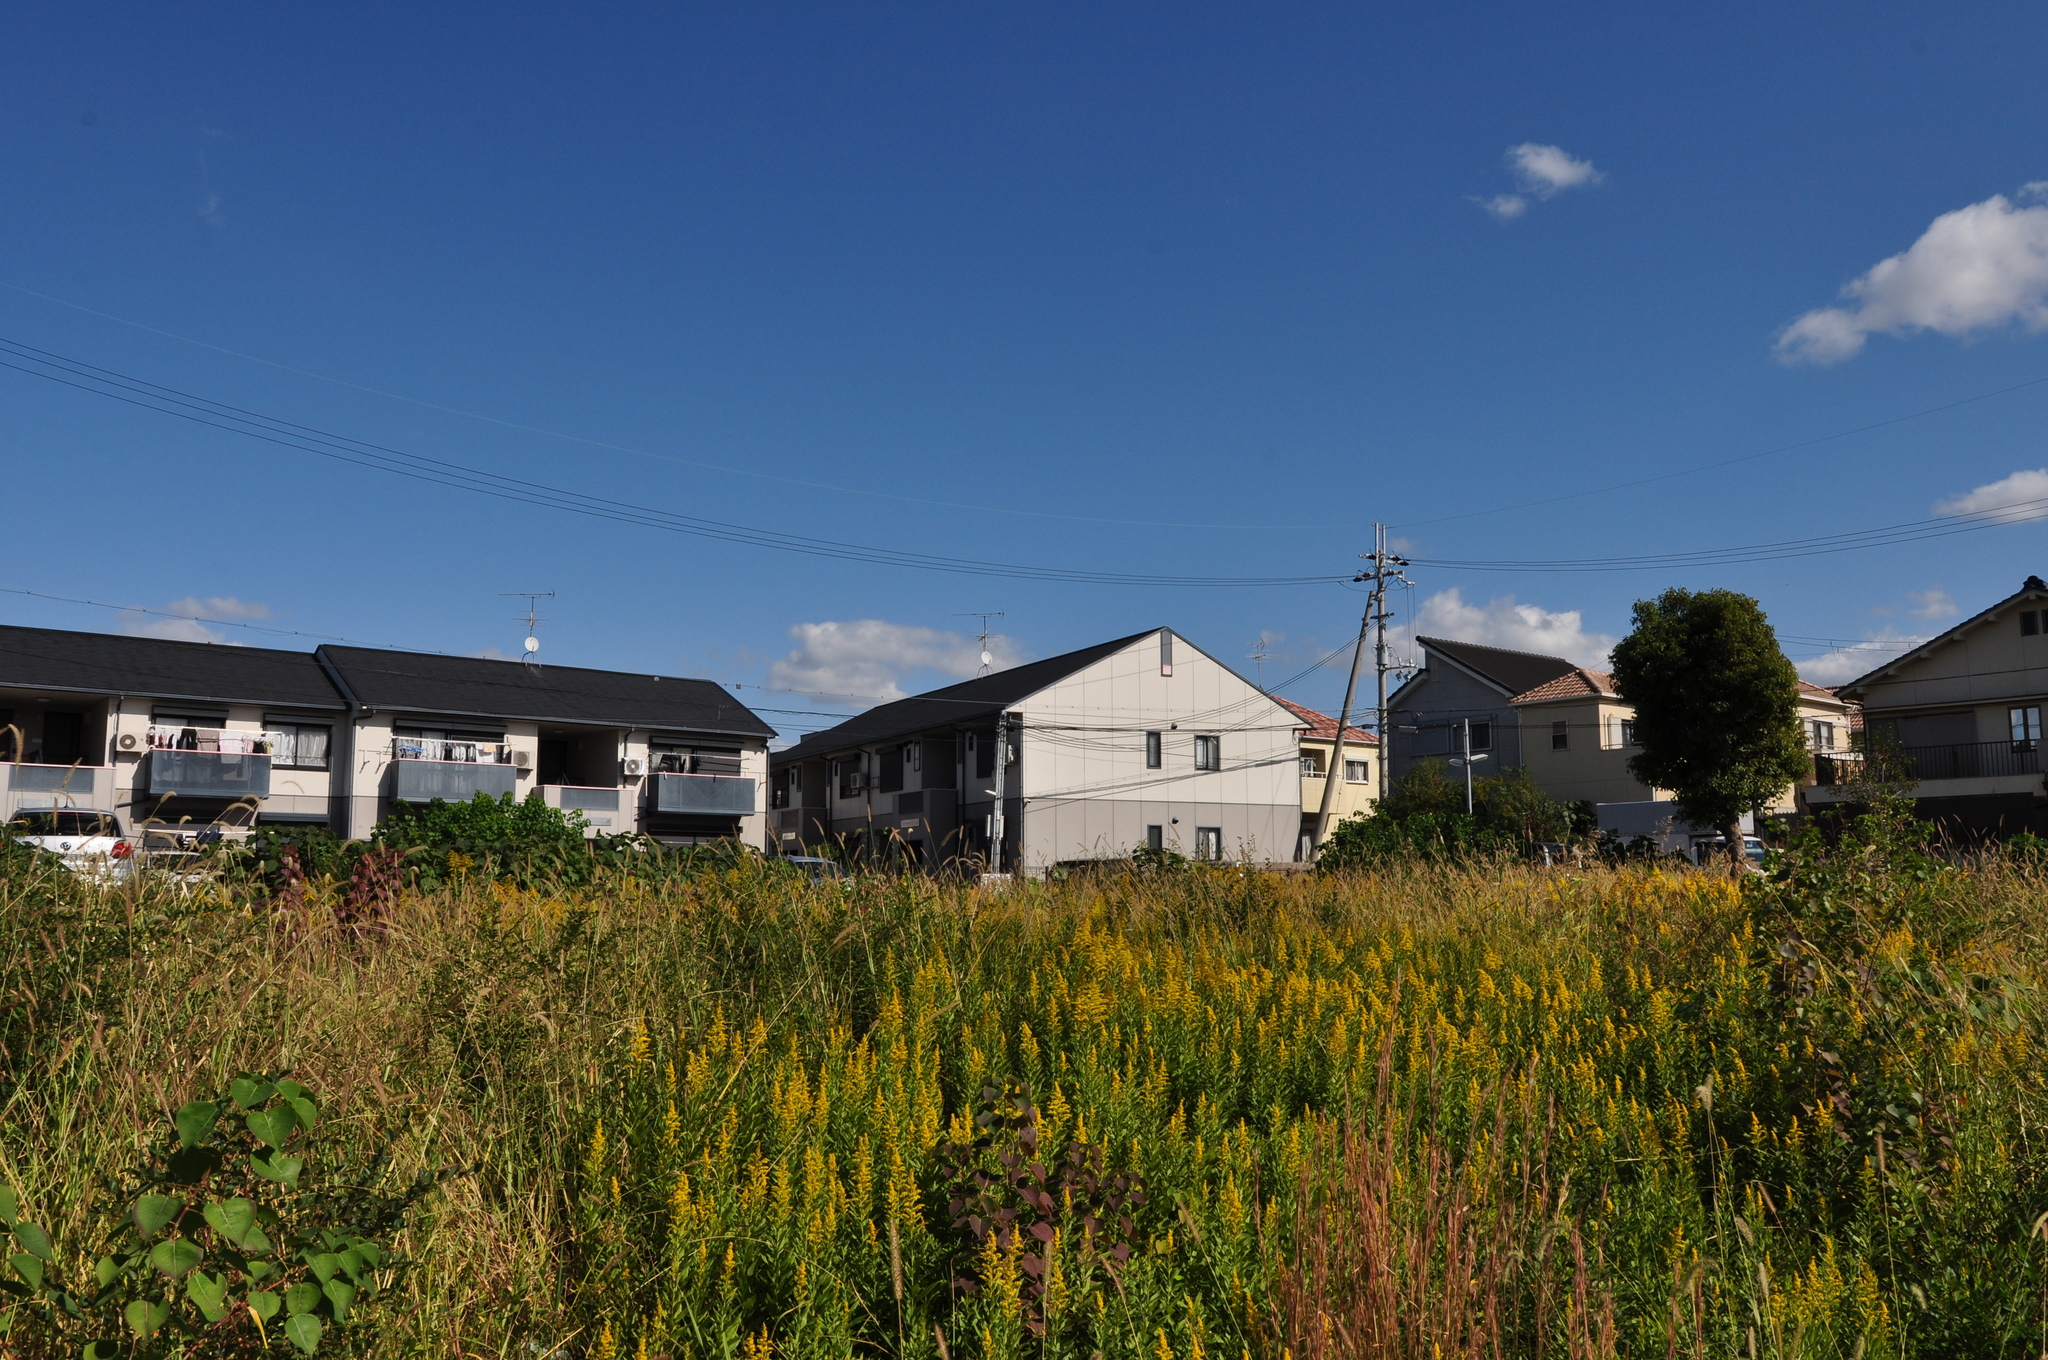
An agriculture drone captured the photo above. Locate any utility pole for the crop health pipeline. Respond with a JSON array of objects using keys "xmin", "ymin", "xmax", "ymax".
[
  {"xmin": 1309, "ymin": 524, "xmax": 1409, "ymax": 857},
  {"xmin": 990, "ymin": 712, "xmax": 1009, "ymax": 874}
]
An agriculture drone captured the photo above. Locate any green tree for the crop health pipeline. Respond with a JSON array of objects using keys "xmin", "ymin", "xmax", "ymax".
[{"xmin": 1609, "ymin": 587, "xmax": 1810, "ymax": 867}]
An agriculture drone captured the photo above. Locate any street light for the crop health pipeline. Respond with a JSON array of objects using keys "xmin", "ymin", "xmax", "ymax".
[{"xmin": 1446, "ymin": 718, "xmax": 1489, "ymax": 814}]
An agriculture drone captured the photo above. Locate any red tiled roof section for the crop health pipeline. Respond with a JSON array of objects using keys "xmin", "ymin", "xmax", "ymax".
[
  {"xmin": 1276, "ymin": 696, "xmax": 1377, "ymax": 745},
  {"xmin": 1797, "ymin": 680, "xmax": 1849, "ymax": 705},
  {"xmin": 1510, "ymin": 668, "xmax": 1618, "ymax": 704}
]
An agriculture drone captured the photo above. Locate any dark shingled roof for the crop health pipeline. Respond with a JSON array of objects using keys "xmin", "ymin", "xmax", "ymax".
[
  {"xmin": 318, "ymin": 646, "xmax": 774, "ymax": 738},
  {"xmin": 0, "ymin": 625, "xmax": 345, "ymax": 709},
  {"xmin": 774, "ymin": 629, "xmax": 1159, "ymax": 764},
  {"xmin": 1417, "ymin": 636, "xmax": 1580, "ymax": 699}
]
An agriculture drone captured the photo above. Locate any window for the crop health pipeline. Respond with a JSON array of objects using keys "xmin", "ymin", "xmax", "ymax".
[
  {"xmin": 1193, "ymin": 734, "xmax": 1221, "ymax": 771},
  {"xmin": 265, "ymin": 718, "xmax": 331, "ymax": 770},
  {"xmin": 2024, "ymin": 610, "xmax": 2040, "ymax": 637},
  {"xmin": 837, "ymin": 756, "xmax": 865, "ymax": 799},
  {"xmin": 1620, "ymin": 720, "xmax": 1636, "ymax": 748},
  {"xmin": 973, "ymin": 731, "xmax": 996, "ymax": 780},
  {"xmin": 922, "ymin": 736, "xmax": 957, "ymax": 789},
  {"xmin": 1468, "ymin": 721, "xmax": 1492, "ymax": 752},
  {"xmin": 1146, "ymin": 825, "xmax": 1164, "ymax": 851},
  {"xmin": 1146, "ymin": 731, "xmax": 1163, "ymax": 769},
  {"xmin": 1160, "ymin": 631, "xmax": 1174, "ymax": 677},
  {"xmin": 1551, "ymin": 719, "xmax": 1569, "ymax": 751},
  {"xmin": 879, "ymin": 745, "xmax": 905, "ymax": 794},
  {"xmin": 2012, "ymin": 707, "xmax": 2042, "ymax": 752},
  {"xmin": 769, "ymin": 769, "xmax": 791, "ymax": 809},
  {"xmin": 1806, "ymin": 719, "xmax": 1836, "ymax": 752},
  {"xmin": 1194, "ymin": 826, "xmax": 1223, "ymax": 861},
  {"xmin": 1300, "ymin": 752, "xmax": 1323, "ymax": 778},
  {"xmin": 1345, "ymin": 759, "xmax": 1369, "ymax": 783}
]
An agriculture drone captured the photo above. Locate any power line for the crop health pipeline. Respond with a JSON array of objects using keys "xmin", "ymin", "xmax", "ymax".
[{"xmin": 0, "ymin": 337, "xmax": 1347, "ymax": 589}]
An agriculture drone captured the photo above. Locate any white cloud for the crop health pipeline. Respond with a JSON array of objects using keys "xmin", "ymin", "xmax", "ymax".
[
  {"xmin": 1933, "ymin": 468, "xmax": 2048, "ymax": 523},
  {"xmin": 1776, "ymin": 188, "xmax": 2048, "ymax": 364},
  {"xmin": 768, "ymin": 619, "xmax": 1023, "ymax": 706},
  {"xmin": 1399, "ymin": 588, "xmax": 1618, "ymax": 668},
  {"xmin": 1797, "ymin": 631, "xmax": 1923, "ymax": 685},
  {"xmin": 1508, "ymin": 143, "xmax": 1604, "ymax": 197},
  {"xmin": 1907, "ymin": 589, "xmax": 1959, "ymax": 621},
  {"xmin": 115, "ymin": 596, "xmax": 271, "ymax": 645},
  {"xmin": 1473, "ymin": 144, "xmax": 1603, "ymax": 220}
]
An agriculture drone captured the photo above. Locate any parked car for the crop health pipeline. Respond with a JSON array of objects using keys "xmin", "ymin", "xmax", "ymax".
[
  {"xmin": 1690, "ymin": 835, "xmax": 1766, "ymax": 867},
  {"xmin": 782, "ymin": 855, "xmax": 846, "ymax": 883},
  {"xmin": 5, "ymin": 809, "xmax": 134, "ymax": 878}
]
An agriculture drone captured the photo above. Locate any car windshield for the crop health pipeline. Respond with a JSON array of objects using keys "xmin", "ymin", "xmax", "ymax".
[{"xmin": 6, "ymin": 811, "xmax": 121, "ymax": 837}]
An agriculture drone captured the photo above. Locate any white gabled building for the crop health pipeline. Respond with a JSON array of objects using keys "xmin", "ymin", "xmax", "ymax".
[{"xmin": 769, "ymin": 627, "xmax": 1304, "ymax": 872}]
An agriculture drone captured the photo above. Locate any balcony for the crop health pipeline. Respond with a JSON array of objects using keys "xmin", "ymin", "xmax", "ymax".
[
  {"xmin": 2, "ymin": 762, "xmax": 113, "ymax": 814},
  {"xmin": 1808, "ymin": 741, "xmax": 2043, "ymax": 802},
  {"xmin": 148, "ymin": 750, "xmax": 271, "ymax": 799},
  {"xmin": 541, "ymin": 784, "xmax": 622, "ymax": 829},
  {"xmin": 654, "ymin": 772, "xmax": 757, "ymax": 816}
]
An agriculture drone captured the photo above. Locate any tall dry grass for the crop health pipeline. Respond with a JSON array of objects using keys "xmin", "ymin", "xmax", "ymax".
[{"xmin": 2, "ymin": 835, "xmax": 2046, "ymax": 1357}]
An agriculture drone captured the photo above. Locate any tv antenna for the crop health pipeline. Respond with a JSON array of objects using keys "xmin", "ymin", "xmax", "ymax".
[
  {"xmin": 501, "ymin": 592, "xmax": 554, "ymax": 669},
  {"xmin": 1248, "ymin": 635, "xmax": 1274, "ymax": 688},
  {"xmin": 956, "ymin": 611, "xmax": 1004, "ymax": 675}
]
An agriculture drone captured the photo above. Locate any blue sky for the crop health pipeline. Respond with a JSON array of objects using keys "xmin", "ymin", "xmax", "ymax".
[{"xmin": 6, "ymin": 3, "xmax": 2048, "ymax": 736}]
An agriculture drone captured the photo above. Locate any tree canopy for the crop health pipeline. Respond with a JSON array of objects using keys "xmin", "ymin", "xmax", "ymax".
[{"xmin": 1609, "ymin": 587, "xmax": 1810, "ymax": 853}]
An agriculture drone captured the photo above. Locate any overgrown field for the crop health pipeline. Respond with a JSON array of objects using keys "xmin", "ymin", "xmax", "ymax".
[{"xmin": 4, "ymin": 812, "xmax": 2048, "ymax": 1357}]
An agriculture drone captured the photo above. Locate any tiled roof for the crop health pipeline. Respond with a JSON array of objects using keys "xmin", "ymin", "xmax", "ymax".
[
  {"xmin": 1797, "ymin": 680, "xmax": 1849, "ymax": 706},
  {"xmin": 1417, "ymin": 636, "xmax": 1581, "ymax": 698},
  {"xmin": 0, "ymin": 625, "xmax": 345, "ymax": 710},
  {"xmin": 1275, "ymin": 696, "xmax": 1376, "ymax": 744},
  {"xmin": 1510, "ymin": 668, "xmax": 1619, "ymax": 704},
  {"xmin": 319, "ymin": 646, "xmax": 775, "ymax": 738},
  {"xmin": 772, "ymin": 630, "xmax": 1160, "ymax": 763}
]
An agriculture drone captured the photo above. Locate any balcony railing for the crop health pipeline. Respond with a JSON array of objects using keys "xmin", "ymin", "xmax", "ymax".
[
  {"xmin": 148, "ymin": 750, "xmax": 272, "ymax": 798},
  {"xmin": 1817, "ymin": 741, "xmax": 2040, "ymax": 785},
  {"xmin": 4, "ymin": 762, "xmax": 100, "ymax": 794},
  {"xmin": 391, "ymin": 760, "xmax": 517, "ymax": 803},
  {"xmin": 654, "ymin": 772, "xmax": 757, "ymax": 816}
]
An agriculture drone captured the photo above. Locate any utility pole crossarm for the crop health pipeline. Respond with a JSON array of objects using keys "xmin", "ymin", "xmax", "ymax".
[{"xmin": 1309, "ymin": 523, "xmax": 1409, "ymax": 859}]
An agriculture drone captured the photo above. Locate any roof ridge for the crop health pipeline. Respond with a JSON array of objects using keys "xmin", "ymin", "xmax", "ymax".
[{"xmin": 1416, "ymin": 634, "xmax": 1576, "ymax": 666}]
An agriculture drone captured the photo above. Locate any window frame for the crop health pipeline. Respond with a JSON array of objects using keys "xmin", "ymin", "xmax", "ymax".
[
  {"xmin": 1344, "ymin": 759, "xmax": 1369, "ymax": 783},
  {"xmin": 1193, "ymin": 734, "xmax": 1221, "ymax": 771},
  {"xmin": 1145, "ymin": 731, "xmax": 1162, "ymax": 769},
  {"xmin": 1551, "ymin": 719, "xmax": 1569, "ymax": 752},
  {"xmin": 2012, "ymin": 706, "xmax": 2042, "ymax": 753},
  {"xmin": 2024, "ymin": 610, "xmax": 2040, "ymax": 637},
  {"xmin": 1194, "ymin": 826, "xmax": 1223, "ymax": 861}
]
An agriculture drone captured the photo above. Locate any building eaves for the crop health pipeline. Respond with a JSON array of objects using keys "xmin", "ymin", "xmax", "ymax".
[
  {"xmin": 316, "ymin": 646, "xmax": 775, "ymax": 738},
  {"xmin": 1835, "ymin": 575, "xmax": 2048, "ymax": 698},
  {"xmin": 1416, "ymin": 636, "xmax": 1581, "ymax": 699},
  {"xmin": 0, "ymin": 625, "xmax": 345, "ymax": 710},
  {"xmin": 773, "ymin": 629, "xmax": 1161, "ymax": 764}
]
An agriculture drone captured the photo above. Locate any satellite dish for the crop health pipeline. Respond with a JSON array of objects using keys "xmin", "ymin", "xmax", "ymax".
[
  {"xmin": 525, "ymin": 637, "xmax": 541, "ymax": 654},
  {"xmin": 981, "ymin": 650, "xmax": 993, "ymax": 667}
]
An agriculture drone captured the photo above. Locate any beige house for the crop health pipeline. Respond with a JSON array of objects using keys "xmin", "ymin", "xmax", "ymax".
[
  {"xmin": 1510, "ymin": 666, "xmax": 1854, "ymax": 814},
  {"xmin": 1821, "ymin": 575, "xmax": 2048, "ymax": 838},
  {"xmin": 1276, "ymin": 697, "xmax": 1376, "ymax": 854}
]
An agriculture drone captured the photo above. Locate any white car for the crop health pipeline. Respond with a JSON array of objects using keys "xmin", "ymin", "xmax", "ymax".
[{"xmin": 6, "ymin": 809, "xmax": 136, "ymax": 879}]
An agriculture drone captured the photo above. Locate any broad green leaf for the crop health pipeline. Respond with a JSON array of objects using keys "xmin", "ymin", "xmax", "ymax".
[
  {"xmin": 284, "ymin": 1311, "xmax": 323, "ymax": 1355},
  {"xmin": 250, "ymin": 1152, "xmax": 303, "ymax": 1188},
  {"xmin": 353, "ymin": 1240, "xmax": 384, "ymax": 1268},
  {"xmin": 10, "ymin": 1224, "xmax": 49, "ymax": 1262},
  {"xmin": 231, "ymin": 1077, "xmax": 276, "ymax": 1109},
  {"xmin": 203, "ymin": 1198, "xmax": 257, "ymax": 1249},
  {"xmin": 166, "ymin": 1146, "xmax": 218, "ymax": 1186},
  {"xmin": 133, "ymin": 1195, "xmax": 182, "ymax": 1241},
  {"xmin": 273, "ymin": 1078, "xmax": 308, "ymax": 1101},
  {"xmin": 85, "ymin": 1342, "xmax": 122, "ymax": 1360},
  {"xmin": 148, "ymin": 1238, "xmax": 202, "ymax": 1280},
  {"xmin": 323, "ymin": 1278, "xmax": 356, "ymax": 1322},
  {"xmin": 0, "ymin": 1187, "xmax": 15, "ymax": 1225},
  {"xmin": 286, "ymin": 1095, "xmax": 319, "ymax": 1134},
  {"xmin": 173, "ymin": 1101, "xmax": 218, "ymax": 1149},
  {"xmin": 285, "ymin": 1281, "xmax": 319, "ymax": 1315},
  {"xmin": 246, "ymin": 1107, "xmax": 296, "ymax": 1149},
  {"xmin": 306, "ymin": 1252, "xmax": 339, "ymax": 1284},
  {"xmin": 242, "ymin": 1224, "xmax": 274, "ymax": 1257},
  {"xmin": 187, "ymin": 1269, "xmax": 230, "ymax": 1322},
  {"xmin": 336, "ymin": 1247, "xmax": 364, "ymax": 1283},
  {"xmin": 245, "ymin": 1248, "xmax": 276, "ymax": 1277},
  {"xmin": 94, "ymin": 1255, "xmax": 120, "ymax": 1289},
  {"xmin": 248, "ymin": 1288, "xmax": 281, "ymax": 1321},
  {"xmin": 124, "ymin": 1297, "xmax": 171, "ymax": 1339},
  {"xmin": 10, "ymin": 1253, "xmax": 41, "ymax": 1290}
]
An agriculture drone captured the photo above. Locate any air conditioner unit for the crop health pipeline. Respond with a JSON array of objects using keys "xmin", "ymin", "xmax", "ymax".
[
  {"xmin": 622, "ymin": 757, "xmax": 645, "ymax": 777},
  {"xmin": 510, "ymin": 749, "xmax": 532, "ymax": 769},
  {"xmin": 116, "ymin": 732, "xmax": 139, "ymax": 751},
  {"xmin": 844, "ymin": 771, "xmax": 866, "ymax": 790}
]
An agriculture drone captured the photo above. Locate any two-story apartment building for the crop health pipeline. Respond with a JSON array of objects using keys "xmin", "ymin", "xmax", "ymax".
[
  {"xmin": 1822, "ymin": 575, "xmax": 2048, "ymax": 838},
  {"xmin": 1, "ymin": 625, "xmax": 775, "ymax": 845},
  {"xmin": 769, "ymin": 628, "xmax": 1304, "ymax": 872},
  {"xmin": 1275, "ymin": 697, "xmax": 1377, "ymax": 857}
]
